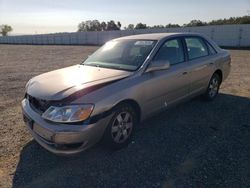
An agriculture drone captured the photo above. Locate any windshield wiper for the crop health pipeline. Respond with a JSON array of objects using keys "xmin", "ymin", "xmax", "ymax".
[
  {"xmin": 82, "ymin": 63, "xmax": 133, "ymax": 72},
  {"xmin": 82, "ymin": 63, "xmax": 101, "ymax": 68}
]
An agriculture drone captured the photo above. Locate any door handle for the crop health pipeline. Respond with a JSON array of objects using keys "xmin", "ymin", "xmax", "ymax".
[{"xmin": 182, "ymin": 71, "xmax": 188, "ymax": 75}]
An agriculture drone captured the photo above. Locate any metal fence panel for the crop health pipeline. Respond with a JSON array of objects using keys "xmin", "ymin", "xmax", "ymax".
[
  {"xmin": 86, "ymin": 32, "xmax": 98, "ymax": 44},
  {"xmin": 240, "ymin": 25, "xmax": 250, "ymax": 47},
  {"xmin": 1, "ymin": 24, "xmax": 250, "ymax": 47}
]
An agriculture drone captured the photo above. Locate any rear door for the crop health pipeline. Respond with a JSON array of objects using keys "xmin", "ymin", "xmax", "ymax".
[{"xmin": 184, "ymin": 37, "xmax": 215, "ymax": 95}]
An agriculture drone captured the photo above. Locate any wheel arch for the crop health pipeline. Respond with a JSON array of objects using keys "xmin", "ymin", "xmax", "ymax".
[
  {"xmin": 113, "ymin": 99, "xmax": 141, "ymax": 123},
  {"xmin": 214, "ymin": 69, "xmax": 223, "ymax": 82}
]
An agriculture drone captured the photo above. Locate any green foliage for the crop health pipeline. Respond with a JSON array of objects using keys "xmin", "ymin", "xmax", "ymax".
[
  {"xmin": 78, "ymin": 20, "xmax": 102, "ymax": 31},
  {"xmin": 106, "ymin": 20, "xmax": 121, "ymax": 31},
  {"xmin": 78, "ymin": 20, "xmax": 121, "ymax": 31},
  {"xmin": 0, "ymin": 25, "xmax": 13, "ymax": 36},
  {"xmin": 124, "ymin": 24, "xmax": 135, "ymax": 30},
  {"xmin": 184, "ymin": 20, "xmax": 207, "ymax": 27},
  {"xmin": 77, "ymin": 16, "xmax": 250, "ymax": 32},
  {"xmin": 125, "ymin": 23, "xmax": 180, "ymax": 30},
  {"xmin": 165, "ymin": 24, "xmax": 181, "ymax": 28},
  {"xmin": 150, "ymin": 25, "xmax": 165, "ymax": 29},
  {"xmin": 209, "ymin": 16, "xmax": 250, "ymax": 25},
  {"xmin": 184, "ymin": 16, "xmax": 250, "ymax": 27},
  {"xmin": 135, "ymin": 23, "xmax": 148, "ymax": 29}
]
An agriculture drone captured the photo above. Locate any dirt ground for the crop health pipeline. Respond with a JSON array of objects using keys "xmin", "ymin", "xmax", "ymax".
[{"xmin": 0, "ymin": 45, "xmax": 249, "ymax": 188}]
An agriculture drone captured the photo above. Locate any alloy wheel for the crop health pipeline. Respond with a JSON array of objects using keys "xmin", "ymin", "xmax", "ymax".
[
  {"xmin": 208, "ymin": 77, "xmax": 219, "ymax": 98},
  {"xmin": 111, "ymin": 111, "xmax": 133, "ymax": 143}
]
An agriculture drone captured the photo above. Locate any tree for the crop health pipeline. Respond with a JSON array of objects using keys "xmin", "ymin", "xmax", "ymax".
[
  {"xmin": 184, "ymin": 20, "xmax": 207, "ymax": 27},
  {"xmin": 165, "ymin": 23, "xmax": 180, "ymax": 28},
  {"xmin": 0, "ymin": 25, "xmax": 13, "ymax": 36},
  {"xmin": 150, "ymin": 25, "xmax": 165, "ymax": 29},
  {"xmin": 125, "ymin": 24, "xmax": 134, "ymax": 30},
  {"xmin": 106, "ymin": 20, "xmax": 120, "ymax": 30},
  {"xmin": 238, "ymin": 16, "xmax": 250, "ymax": 24},
  {"xmin": 209, "ymin": 16, "xmax": 250, "ymax": 25},
  {"xmin": 135, "ymin": 23, "xmax": 148, "ymax": 29},
  {"xmin": 117, "ymin": 21, "xmax": 122, "ymax": 29},
  {"xmin": 78, "ymin": 20, "xmax": 102, "ymax": 31},
  {"xmin": 78, "ymin": 20, "xmax": 122, "ymax": 31},
  {"xmin": 100, "ymin": 22, "xmax": 107, "ymax": 31},
  {"xmin": 77, "ymin": 15, "xmax": 250, "ymax": 32}
]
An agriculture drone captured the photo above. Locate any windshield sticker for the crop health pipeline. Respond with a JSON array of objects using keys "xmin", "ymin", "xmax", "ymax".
[{"xmin": 135, "ymin": 41, "xmax": 154, "ymax": 46}]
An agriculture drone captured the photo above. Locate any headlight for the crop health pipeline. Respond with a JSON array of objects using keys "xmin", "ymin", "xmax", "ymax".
[{"xmin": 42, "ymin": 104, "xmax": 94, "ymax": 123}]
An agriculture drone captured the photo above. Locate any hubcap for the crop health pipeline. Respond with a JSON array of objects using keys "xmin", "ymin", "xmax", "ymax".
[
  {"xmin": 111, "ymin": 111, "xmax": 133, "ymax": 143},
  {"xmin": 208, "ymin": 77, "xmax": 219, "ymax": 98}
]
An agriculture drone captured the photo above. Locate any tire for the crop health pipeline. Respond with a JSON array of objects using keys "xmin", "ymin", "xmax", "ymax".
[
  {"xmin": 203, "ymin": 73, "xmax": 221, "ymax": 101},
  {"xmin": 103, "ymin": 103, "xmax": 137, "ymax": 150}
]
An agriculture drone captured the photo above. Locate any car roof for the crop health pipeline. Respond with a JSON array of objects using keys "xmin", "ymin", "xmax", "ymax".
[{"xmin": 115, "ymin": 32, "xmax": 203, "ymax": 41}]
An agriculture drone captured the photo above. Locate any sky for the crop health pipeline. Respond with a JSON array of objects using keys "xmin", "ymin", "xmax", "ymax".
[{"xmin": 0, "ymin": 0, "xmax": 250, "ymax": 35}]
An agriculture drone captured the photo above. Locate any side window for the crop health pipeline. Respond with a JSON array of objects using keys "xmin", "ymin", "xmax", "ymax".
[
  {"xmin": 154, "ymin": 38, "xmax": 185, "ymax": 65},
  {"xmin": 206, "ymin": 41, "xmax": 217, "ymax": 55},
  {"xmin": 185, "ymin": 37, "xmax": 209, "ymax": 60}
]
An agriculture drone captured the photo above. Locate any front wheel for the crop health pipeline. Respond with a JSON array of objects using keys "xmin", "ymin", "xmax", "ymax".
[
  {"xmin": 103, "ymin": 103, "xmax": 137, "ymax": 150},
  {"xmin": 203, "ymin": 73, "xmax": 221, "ymax": 101}
]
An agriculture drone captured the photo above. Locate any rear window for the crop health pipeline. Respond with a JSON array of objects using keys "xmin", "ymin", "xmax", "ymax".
[
  {"xmin": 185, "ymin": 37, "xmax": 209, "ymax": 60},
  {"xmin": 206, "ymin": 41, "xmax": 217, "ymax": 55}
]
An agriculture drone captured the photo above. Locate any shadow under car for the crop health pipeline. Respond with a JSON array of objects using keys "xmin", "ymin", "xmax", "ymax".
[{"xmin": 13, "ymin": 93, "xmax": 250, "ymax": 188}]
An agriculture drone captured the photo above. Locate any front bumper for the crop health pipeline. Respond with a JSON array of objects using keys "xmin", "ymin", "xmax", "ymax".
[{"xmin": 21, "ymin": 99, "xmax": 112, "ymax": 155}]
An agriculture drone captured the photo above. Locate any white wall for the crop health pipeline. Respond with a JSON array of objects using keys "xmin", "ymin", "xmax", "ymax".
[{"xmin": 0, "ymin": 24, "xmax": 250, "ymax": 47}]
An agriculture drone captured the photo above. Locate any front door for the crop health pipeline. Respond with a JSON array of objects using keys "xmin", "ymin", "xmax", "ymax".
[{"xmin": 141, "ymin": 38, "xmax": 190, "ymax": 116}]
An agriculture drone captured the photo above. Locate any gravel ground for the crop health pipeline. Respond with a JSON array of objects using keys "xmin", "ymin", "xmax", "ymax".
[{"xmin": 0, "ymin": 45, "xmax": 249, "ymax": 188}]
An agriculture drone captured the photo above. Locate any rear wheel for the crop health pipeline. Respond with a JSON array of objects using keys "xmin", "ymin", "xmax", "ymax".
[
  {"xmin": 203, "ymin": 73, "xmax": 221, "ymax": 101},
  {"xmin": 103, "ymin": 103, "xmax": 137, "ymax": 150}
]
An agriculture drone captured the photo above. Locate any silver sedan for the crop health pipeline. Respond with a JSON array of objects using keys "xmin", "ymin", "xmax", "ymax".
[{"xmin": 22, "ymin": 33, "xmax": 231, "ymax": 155}]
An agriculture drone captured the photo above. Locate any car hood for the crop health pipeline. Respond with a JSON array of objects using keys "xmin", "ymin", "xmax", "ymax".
[{"xmin": 26, "ymin": 65, "xmax": 132, "ymax": 101}]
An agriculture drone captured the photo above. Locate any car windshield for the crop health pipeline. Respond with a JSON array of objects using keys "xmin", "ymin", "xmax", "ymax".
[{"xmin": 83, "ymin": 39, "xmax": 157, "ymax": 71}]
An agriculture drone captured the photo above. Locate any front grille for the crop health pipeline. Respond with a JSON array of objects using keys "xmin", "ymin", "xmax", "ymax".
[{"xmin": 26, "ymin": 94, "xmax": 50, "ymax": 114}]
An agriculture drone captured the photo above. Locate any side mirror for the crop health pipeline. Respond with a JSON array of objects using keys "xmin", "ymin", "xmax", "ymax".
[{"xmin": 145, "ymin": 60, "xmax": 170, "ymax": 73}]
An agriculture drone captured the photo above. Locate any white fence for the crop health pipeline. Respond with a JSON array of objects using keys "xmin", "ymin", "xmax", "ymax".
[{"xmin": 0, "ymin": 24, "xmax": 250, "ymax": 47}]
